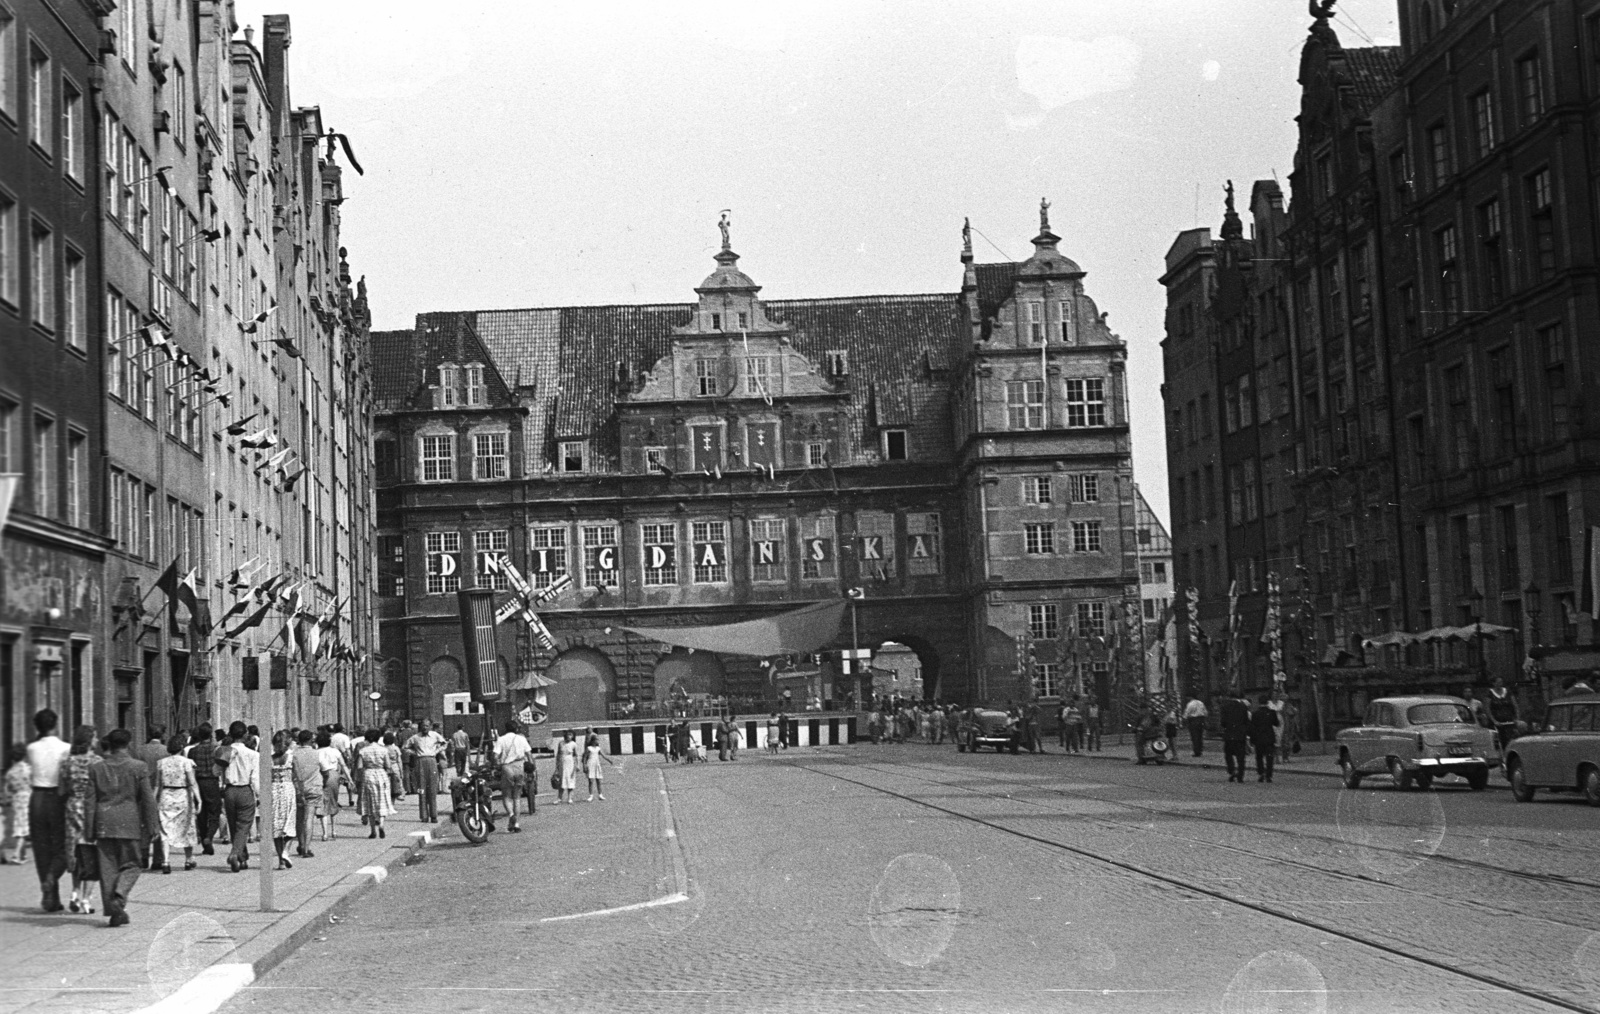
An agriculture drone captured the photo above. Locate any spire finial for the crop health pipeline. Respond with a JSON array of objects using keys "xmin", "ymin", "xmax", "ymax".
[
  {"xmin": 718, "ymin": 209, "xmax": 732, "ymax": 251},
  {"xmin": 1220, "ymin": 180, "xmax": 1243, "ymax": 241},
  {"xmin": 962, "ymin": 217, "xmax": 972, "ymax": 257},
  {"xmin": 1224, "ymin": 180, "xmax": 1235, "ymax": 215},
  {"xmin": 1039, "ymin": 197, "xmax": 1051, "ymax": 233},
  {"xmin": 1309, "ymin": 0, "xmax": 1336, "ymax": 20}
]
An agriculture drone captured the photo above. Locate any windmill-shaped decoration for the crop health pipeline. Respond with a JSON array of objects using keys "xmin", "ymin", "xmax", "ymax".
[{"xmin": 483, "ymin": 556, "xmax": 572, "ymax": 650}]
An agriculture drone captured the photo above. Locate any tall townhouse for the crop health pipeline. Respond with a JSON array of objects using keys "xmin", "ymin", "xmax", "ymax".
[{"xmin": 0, "ymin": 0, "xmax": 106, "ymax": 756}]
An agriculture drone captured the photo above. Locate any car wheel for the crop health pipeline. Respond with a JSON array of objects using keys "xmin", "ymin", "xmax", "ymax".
[
  {"xmin": 1508, "ymin": 760, "xmax": 1535, "ymax": 803},
  {"xmin": 1340, "ymin": 757, "xmax": 1362, "ymax": 789},
  {"xmin": 1581, "ymin": 766, "xmax": 1600, "ymax": 808},
  {"xmin": 1388, "ymin": 757, "xmax": 1413, "ymax": 790},
  {"xmin": 956, "ymin": 742, "xmax": 966, "ymax": 753},
  {"xmin": 1465, "ymin": 767, "xmax": 1488, "ymax": 792},
  {"xmin": 1414, "ymin": 773, "xmax": 1434, "ymax": 791}
]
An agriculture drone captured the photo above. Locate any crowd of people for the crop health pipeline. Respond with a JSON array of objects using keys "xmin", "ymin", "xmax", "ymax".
[{"xmin": 0, "ymin": 709, "xmax": 468, "ymax": 928}]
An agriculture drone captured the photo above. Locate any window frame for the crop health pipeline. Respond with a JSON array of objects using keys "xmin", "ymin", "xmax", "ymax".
[
  {"xmin": 749, "ymin": 516, "xmax": 787, "ymax": 583},
  {"xmin": 1064, "ymin": 377, "xmax": 1106, "ymax": 428},
  {"xmin": 419, "ymin": 433, "xmax": 454, "ymax": 483},
  {"xmin": 472, "ymin": 430, "xmax": 508, "ymax": 480},
  {"xmin": 1023, "ymin": 521, "xmax": 1056, "ymax": 555},
  {"xmin": 1071, "ymin": 519, "xmax": 1103, "ymax": 553},
  {"xmin": 1005, "ymin": 379, "xmax": 1045, "ymax": 430},
  {"xmin": 559, "ymin": 439, "xmax": 587, "ymax": 474},
  {"xmin": 581, "ymin": 523, "xmax": 620, "ymax": 589}
]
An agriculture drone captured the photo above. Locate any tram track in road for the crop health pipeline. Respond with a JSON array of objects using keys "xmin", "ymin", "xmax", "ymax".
[
  {"xmin": 878, "ymin": 751, "xmax": 1600, "ymax": 891},
  {"xmin": 783, "ymin": 757, "xmax": 1600, "ymax": 1014},
  {"xmin": 845, "ymin": 758, "xmax": 1600, "ymax": 936}
]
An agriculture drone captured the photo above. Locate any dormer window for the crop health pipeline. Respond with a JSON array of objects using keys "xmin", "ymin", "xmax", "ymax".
[
  {"xmin": 738, "ymin": 311, "xmax": 748, "ymax": 329},
  {"xmin": 560, "ymin": 440, "xmax": 587, "ymax": 473},
  {"xmin": 1058, "ymin": 300, "xmax": 1074, "ymax": 344},
  {"xmin": 438, "ymin": 364, "xmax": 458, "ymax": 407},
  {"xmin": 1028, "ymin": 301, "xmax": 1044, "ymax": 344},
  {"xmin": 711, "ymin": 313, "xmax": 722, "ymax": 331},
  {"xmin": 464, "ymin": 364, "xmax": 484, "ymax": 406},
  {"xmin": 827, "ymin": 350, "xmax": 849, "ymax": 377}
]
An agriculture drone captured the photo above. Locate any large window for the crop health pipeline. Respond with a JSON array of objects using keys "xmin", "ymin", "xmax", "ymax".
[
  {"xmin": 0, "ymin": 9, "xmax": 13, "ymax": 118},
  {"xmin": 1023, "ymin": 476, "xmax": 1052, "ymax": 505},
  {"xmin": 62, "ymin": 84, "xmax": 82, "ymax": 181},
  {"xmin": 1064, "ymin": 378, "xmax": 1106, "ymax": 427},
  {"xmin": 0, "ymin": 195, "xmax": 15, "ymax": 306},
  {"xmin": 1071, "ymin": 519, "xmax": 1103, "ymax": 553},
  {"xmin": 420, "ymin": 434, "xmax": 453, "ymax": 482},
  {"xmin": 1516, "ymin": 51, "xmax": 1544, "ymax": 123},
  {"xmin": 1024, "ymin": 522, "xmax": 1055, "ymax": 555},
  {"xmin": 695, "ymin": 357, "xmax": 718, "ymax": 397},
  {"xmin": 907, "ymin": 512, "xmax": 941, "ymax": 575},
  {"xmin": 744, "ymin": 356, "xmax": 774, "ymax": 398},
  {"xmin": 691, "ymin": 520, "xmax": 727, "ymax": 583},
  {"xmin": 529, "ymin": 526, "xmax": 567, "ymax": 588},
  {"xmin": 1075, "ymin": 601, "xmax": 1106, "ymax": 638},
  {"xmin": 1027, "ymin": 300, "xmax": 1044, "ymax": 343},
  {"xmin": 641, "ymin": 522, "xmax": 678, "ymax": 586},
  {"xmin": 27, "ymin": 45, "xmax": 49, "ymax": 153},
  {"xmin": 1527, "ymin": 169, "xmax": 1555, "ymax": 282},
  {"xmin": 29, "ymin": 221, "xmax": 52, "ymax": 329},
  {"xmin": 582, "ymin": 524, "xmax": 619, "ymax": 589},
  {"xmin": 1540, "ymin": 323, "xmax": 1569, "ymax": 442},
  {"xmin": 750, "ymin": 518, "xmax": 787, "ymax": 582},
  {"xmin": 1428, "ymin": 123, "xmax": 1451, "ymax": 188},
  {"xmin": 32, "ymin": 415, "xmax": 52, "ymax": 516},
  {"xmin": 1437, "ymin": 224, "xmax": 1459, "ymax": 324},
  {"xmin": 473, "ymin": 530, "xmax": 509, "ymax": 590},
  {"xmin": 1069, "ymin": 473, "xmax": 1099, "ymax": 503},
  {"xmin": 1006, "ymin": 380, "xmax": 1044, "ymax": 430},
  {"xmin": 1471, "ymin": 89, "xmax": 1496, "ymax": 158},
  {"xmin": 63, "ymin": 249, "xmax": 83, "ymax": 349},
  {"xmin": 424, "ymin": 531, "xmax": 461, "ymax": 594},
  {"xmin": 1028, "ymin": 603, "xmax": 1059, "ymax": 640},
  {"xmin": 473, "ymin": 432, "xmax": 507, "ymax": 479},
  {"xmin": 1032, "ymin": 663, "xmax": 1061, "ymax": 698},
  {"xmin": 801, "ymin": 515, "xmax": 836, "ymax": 580},
  {"xmin": 856, "ymin": 511, "xmax": 896, "ymax": 580},
  {"xmin": 1478, "ymin": 199, "xmax": 1503, "ymax": 305}
]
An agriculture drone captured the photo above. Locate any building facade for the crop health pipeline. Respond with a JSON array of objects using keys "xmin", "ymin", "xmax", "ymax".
[
  {"xmin": 0, "ymin": 0, "xmax": 108, "ymax": 758},
  {"xmin": 374, "ymin": 209, "xmax": 1144, "ymax": 726},
  {"xmin": 1, "ymin": 1, "xmax": 373, "ymax": 750},
  {"xmin": 1162, "ymin": 0, "xmax": 1600, "ymax": 732}
]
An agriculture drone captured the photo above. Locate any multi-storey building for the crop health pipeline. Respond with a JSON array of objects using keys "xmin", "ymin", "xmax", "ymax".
[
  {"xmin": 0, "ymin": 0, "xmax": 107, "ymax": 757},
  {"xmin": 2, "ymin": 2, "xmax": 373, "ymax": 747},
  {"xmin": 1134, "ymin": 486, "xmax": 1175, "ymax": 696},
  {"xmin": 374, "ymin": 209, "xmax": 1142, "ymax": 725},
  {"xmin": 1163, "ymin": 1, "xmax": 1600, "ymax": 730}
]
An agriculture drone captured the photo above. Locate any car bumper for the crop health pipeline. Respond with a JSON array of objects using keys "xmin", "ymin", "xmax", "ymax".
[{"xmin": 1409, "ymin": 756, "xmax": 1499, "ymax": 770}]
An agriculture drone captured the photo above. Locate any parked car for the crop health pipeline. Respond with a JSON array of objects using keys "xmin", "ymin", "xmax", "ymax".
[
  {"xmin": 956, "ymin": 708, "xmax": 1021, "ymax": 753},
  {"xmin": 1335, "ymin": 695, "xmax": 1499, "ymax": 791},
  {"xmin": 1502, "ymin": 692, "xmax": 1600, "ymax": 806}
]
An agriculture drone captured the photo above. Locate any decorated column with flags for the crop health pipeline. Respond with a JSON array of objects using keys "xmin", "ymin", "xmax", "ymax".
[
  {"xmin": 1264, "ymin": 571, "xmax": 1285, "ymax": 685},
  {"xmin": 1185, "ymin": 585, "xmax": 1203, "ymax": 696}
]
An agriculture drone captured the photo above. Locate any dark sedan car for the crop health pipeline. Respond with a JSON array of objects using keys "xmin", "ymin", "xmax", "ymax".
[{"xmin": 956, "ymin": 709, "xmax": 1021, "ymax": 754}]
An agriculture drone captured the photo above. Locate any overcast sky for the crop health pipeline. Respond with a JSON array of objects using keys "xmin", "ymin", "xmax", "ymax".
[{"xmin": 235, "ymin": 0, "xmax": 1402, "ymax": 528}]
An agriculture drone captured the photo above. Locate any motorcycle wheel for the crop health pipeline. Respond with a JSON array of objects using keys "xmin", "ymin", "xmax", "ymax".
[{"xmin": 457, "ymin": 803, "xmax": 490, "ymax": 844}]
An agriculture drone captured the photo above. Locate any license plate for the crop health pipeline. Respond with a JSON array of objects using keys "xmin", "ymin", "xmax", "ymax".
[{"xmin": 1448, "ymin": 744, "xmax": 1471, "ymax": 756}]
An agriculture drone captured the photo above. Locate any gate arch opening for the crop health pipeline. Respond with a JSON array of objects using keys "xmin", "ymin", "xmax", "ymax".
[{"xmin": 545, "ymin": 647, "xmax": 615, "ymax": 723}]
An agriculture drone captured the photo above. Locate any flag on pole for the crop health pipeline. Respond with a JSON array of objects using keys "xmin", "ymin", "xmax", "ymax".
[
  {"xmin": 240, "ymin": 306, "xmax": 277, "ymax": 334},
  {"xmin": 152, "ymin": 557, "xmax": 181, "ymax": 606},
  {"xmin": 238, "ymin": 428, "xmax": 277, "ymax": 449},
  {"xmin": 227, "ymin": 556, "xmax": 261, "ymax": 589},
  {"xmin": 225, "ymin": 413, "xmax": 259, "ymax": 436},
  {"xmin": 224, "ymin": 600, "xmax": 272, "ymax": 639}
]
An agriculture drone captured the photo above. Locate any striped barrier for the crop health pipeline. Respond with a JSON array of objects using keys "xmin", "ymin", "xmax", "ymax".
[{"xmin": 542, "ymin": 716, "xmax": 859, "ymax": 755}]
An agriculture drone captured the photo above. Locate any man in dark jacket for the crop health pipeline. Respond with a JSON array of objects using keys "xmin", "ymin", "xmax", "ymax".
[
  {"xmin": 86, "ymin": 729, "xmax": 159, "ymax": 927},
  {"xmin": 1485, "ymin": 678, "xmax": 1519, "ymax": 751},
  {"xmin": 1219, "ymin": 694, "xmax": 1251, "ymax": 783},
  {"xmin": 136, "ymin": 726, "xmax": 168, "ymax": 870},
  {"xmin": 1249, "ymin": 695, "xmax": 1280, "ymax": 783},
  {"xmin": 186, "ymin": 725, "xmax": 220, "ymax": 855}
]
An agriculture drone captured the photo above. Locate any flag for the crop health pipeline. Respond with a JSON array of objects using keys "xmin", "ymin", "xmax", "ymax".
[
  {"xmin": 255, "ymin": 572, "xmax": 285, "ymax": 601},
  {"xmin": 278, "ymin": 614, "xmax": 299, "ymax": 655},
  {"xmin": 151, "ymin": 557, "xmax": 181, "ymax": 606},
  {"xmin": 238, "ymin": 428, "xmax": 277, "ymax": 449},
  {"xmin": 217, "ymin": 595, "xmax": 253, "ymax": 627},
  {"xmin": 141, "ymin": 324, "xmax": 170, "ymax": 355},
  {"xmin": 176, "ymin": 568, "xmax": 201, "ymax": 617},
  {"xmin": 224, "ymin": 600, "xmax": 272, "ymax": 639},
  {"xmin": 272, "ymin": 336, "xmax": 301, "ymax": 359},
  {"xmin": 305, "ymin": 618, "xmax": 322, "ymax": 659},
  {"xmin": 240, "ymin": 306, "xmax": 277, "ymax": 333},
  {"xmin": 281, "ymin": 465, "xmax": 305, "ymax": 491},
  {"xmin": 0, "ymin": 474, "xmax": 17, "ymax": 534},
  {"xmin": 226, "ymin": 413, "xmax": 259, "ymax": 436},
  {"xmin": 264, "ymin": 447, "xmax": 293, "ymax": 472},
  {"xmin": 1583, "ymin": 526, "xmax": 1600, "ymax": 621}
]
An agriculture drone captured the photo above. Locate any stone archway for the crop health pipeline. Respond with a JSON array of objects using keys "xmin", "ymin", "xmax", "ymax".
[
  {"xmin": 868, "ymin": 635, "xmax": 942, "ymax": 703},
  {"xmin": 652, "ymin": 647, "xmax": 725, "ymax": 703},
  {"xmin": 428, "ymin": 656, "xmax": 463, "ymax": 724},
  {"xmin": 546, "ymin": 647, "xmax": 615, "ymax": 723}
]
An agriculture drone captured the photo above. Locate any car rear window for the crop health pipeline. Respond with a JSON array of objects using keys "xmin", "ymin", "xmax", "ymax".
[
  {"xmin": 1407, "ymin": 703, "xmax": 1474, "ymax": 725},
  {"xmin": 1572, "ymin": 705, "xmax": 1596, "ymax": 732}
]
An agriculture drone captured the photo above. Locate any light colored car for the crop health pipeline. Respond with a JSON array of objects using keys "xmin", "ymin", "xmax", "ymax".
[
  {"xmin": 1336, "ymin": 695, "xmax": 1499, "ymax": 791},
  {"xmin": 1503, "ymin": 693, "xmax": 1600, "ymax": 806}
]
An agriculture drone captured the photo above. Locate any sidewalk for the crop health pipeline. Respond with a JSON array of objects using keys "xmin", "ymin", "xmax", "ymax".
[
  {"xmin": 0, "ymin": 785, "xmax": 454, "ymax": 1014},
  {"xmin": 1050, "ymin": 734, "xmax": 1343, "ymax": 778}
]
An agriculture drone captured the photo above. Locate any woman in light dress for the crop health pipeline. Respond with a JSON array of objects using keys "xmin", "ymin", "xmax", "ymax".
[
  {"xmin": 60, "ymin": 726, "xmax": 101, "ymax": 910},
  {"xmin": 582, "ymin": 733, "xmax": 605, "ymax": 802},
  {"xmin": 269, "ymin": 732, "xmax": 298, "ymax": 869},
  {"xmin": 555, "ymin": 729, "xmax": 580, "ymax": 804},
  {"xmin": 314, "ymin": 730, "xmax": 350, "ymax": 841},
  {"xmin": 356, "ymin": 729, "xmax": 395, "ymax": 837},
  {"xmin": 154, "ymin": 734, "xmax": 201, "ymax": 873},
  {"xmin": 3, "ymin": 745, "xmax": 30, "ymax": 864}
]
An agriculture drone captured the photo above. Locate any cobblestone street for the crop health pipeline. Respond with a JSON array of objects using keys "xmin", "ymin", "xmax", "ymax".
[{"xmin": 218, "ymin": 745, "xmax": 1600, "ymax": 1014}]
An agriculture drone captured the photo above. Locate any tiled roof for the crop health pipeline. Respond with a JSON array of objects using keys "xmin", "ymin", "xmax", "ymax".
[
  {"xmin": 973, "ymin": 262, "xmax": 1019, "ymax": 321},
  {"xmin": 1341, "ymin": 46, "xmax": 1402, "ymax": 113},
  {"xmin": 373, "ymin": 293, "xmax": 965, "ymax": 471}
]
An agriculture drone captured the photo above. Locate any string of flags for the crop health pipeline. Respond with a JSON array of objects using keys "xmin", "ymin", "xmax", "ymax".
[{"xmin": 116, "ymin": 324, "xmax": 232, "ymax": 410}]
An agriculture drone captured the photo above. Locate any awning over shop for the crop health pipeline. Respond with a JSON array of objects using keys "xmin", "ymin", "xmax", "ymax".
[
  {"xmin": 1361, "ymin": 631, "xmax": 1417, "ymax": 648},
  {"xmin": 771, "ymin": 668, "xmax": 821, "ymax": 682},
  {"xmin": 621, "ymin": 600, "xmax": 847, "ymax": 658}
]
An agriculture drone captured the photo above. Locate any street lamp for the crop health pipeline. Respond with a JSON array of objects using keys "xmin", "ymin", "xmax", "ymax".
[
  {"xmin": 847, "ymin": 587, "xmax": 864, "ymax": 710},
  {"xmin": 1468, "ymin": 589, "xmax": 1486, "ymax": 688}
]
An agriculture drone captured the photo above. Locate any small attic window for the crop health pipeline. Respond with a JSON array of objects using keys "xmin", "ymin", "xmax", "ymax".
[
  {"xmin": 883, "ymin": 430, "xmax": 907, "ymax": 461},
  {"xmin": 711, "ymin": 313, "xmax": 722, "ymax": 331},
  {"xmin": 437, "ymin": 364, "xmax": 459, "ymax": 408},
  {"xmin": 827, "ymin": 350, "xmax": 849, "ymax": 376},
  {"xmin": 738, "ymin": 311, "xmax": 749, "ymax": 329},
  {"xmin": 464, "ymin": 364, "xmax": 484, "ymax": 406}
]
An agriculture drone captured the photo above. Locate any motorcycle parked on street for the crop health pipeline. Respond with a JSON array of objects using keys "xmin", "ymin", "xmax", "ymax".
[{"xmin": 451, "ymin": 763, "xmax": 498, "ymax": 844}]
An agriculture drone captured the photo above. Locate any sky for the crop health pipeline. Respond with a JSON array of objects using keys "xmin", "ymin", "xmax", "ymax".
[{"xmin": 234, "ymin": 0, "xmax": 1402, "ymax": 529}]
